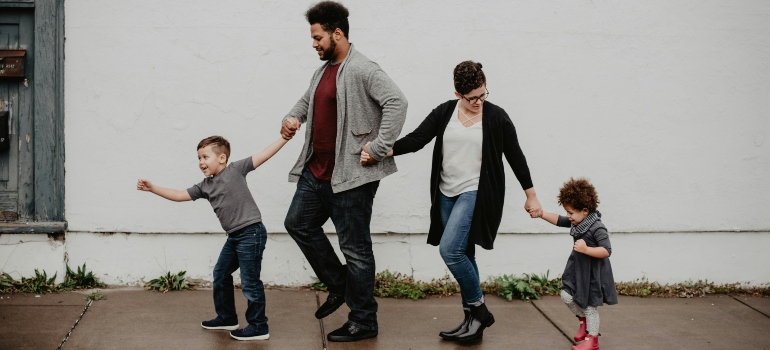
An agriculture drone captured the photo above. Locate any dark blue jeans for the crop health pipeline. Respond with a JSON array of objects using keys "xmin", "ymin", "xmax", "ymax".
[
  {"xmin": 438, "ymin": 191, "xmax": 483, "ymax": 308},
  {"xmin": 284, "ymin": 168, "xmax": 379, "ymax": 330},
  {"xmin": 212, "ymin": 222, "xmax": 268, "ymax": 333}
]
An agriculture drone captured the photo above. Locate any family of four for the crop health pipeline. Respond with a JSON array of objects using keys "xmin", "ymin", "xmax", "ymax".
[{"xmin": 136, "ymin": 1, "xmax": 617, "ymax": 349}]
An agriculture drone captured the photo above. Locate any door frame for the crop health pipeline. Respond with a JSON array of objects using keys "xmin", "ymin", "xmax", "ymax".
[{"xmin": 0, "ymin": 0, "xmax": 65, "ymax": 233}]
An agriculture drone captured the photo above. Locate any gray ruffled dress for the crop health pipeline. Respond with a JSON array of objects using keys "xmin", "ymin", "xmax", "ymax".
[{"xmin": 557, "ymin": 212, "xmax": 618, "ymax": 309}]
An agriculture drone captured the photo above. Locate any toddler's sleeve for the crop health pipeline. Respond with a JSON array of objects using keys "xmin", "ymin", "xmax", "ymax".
[
  {"xmin": 594, "ymin": 228, "xmax": 612, "ymax": 256},
  {"xmin": 556, "ymin": 215, "xmax": 571, "ymax": 228}
]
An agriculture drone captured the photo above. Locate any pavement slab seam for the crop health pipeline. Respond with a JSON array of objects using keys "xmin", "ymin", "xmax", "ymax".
[
  {"xmin": 531, "ymin": 299, "xmax": 577, "ymax": 346},
  {"xmin": 316, "ymin": 291, "xmax": 329, "ymax": 350},
  {"xmin": 730, "ymin": 295, "xmax": 770, "ymax": 319},
  {"xmin": 55, "ymin": 298, "xmax": 92, "ymax": 350}
]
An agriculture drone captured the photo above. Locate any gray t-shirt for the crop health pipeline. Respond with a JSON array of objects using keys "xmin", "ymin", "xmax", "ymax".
[{"xmin": 187, "ymin": 157, "xmax": 262, "ymax": 234}]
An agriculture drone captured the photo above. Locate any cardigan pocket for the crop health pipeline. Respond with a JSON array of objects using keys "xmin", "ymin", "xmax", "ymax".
[{"xmin": 349, "ymin": 128, "xmax": 374, "ymax": 154}]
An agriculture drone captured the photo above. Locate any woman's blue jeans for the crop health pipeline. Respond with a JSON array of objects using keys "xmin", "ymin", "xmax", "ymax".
[
  {"xmin": 438, "ymin": 191, "xmax": 482, "ymax": 308},
  {"xmin": 212, "ymin": 222, "xmax": 268, "ymax": 333}
]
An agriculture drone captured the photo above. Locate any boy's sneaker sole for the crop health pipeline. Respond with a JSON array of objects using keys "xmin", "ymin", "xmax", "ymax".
[
  {"xmin": 230, "ymin": 332, "xmax": 270, "ymax": 341},
  {"xmin": 201, "ymin": 323, "xmax": 239, "ymax": 330}
]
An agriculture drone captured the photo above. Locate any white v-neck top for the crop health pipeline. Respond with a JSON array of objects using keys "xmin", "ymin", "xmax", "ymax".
[{"xmin": 439, "ymin": 103, "xmax": 483, "ymax": 197}]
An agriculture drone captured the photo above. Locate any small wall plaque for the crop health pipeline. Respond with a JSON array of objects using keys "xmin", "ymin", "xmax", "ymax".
[{"xmin": 0, "ymin": 50, "xmax": 26, "ymax": 78}]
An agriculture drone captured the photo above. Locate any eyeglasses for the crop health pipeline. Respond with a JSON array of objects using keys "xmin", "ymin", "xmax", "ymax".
[{"xmin": 461, "ymin": 89, "xmax": 489, "ymax": 104}]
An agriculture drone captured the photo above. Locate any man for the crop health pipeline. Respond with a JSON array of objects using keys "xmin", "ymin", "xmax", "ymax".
[{"xmin": 280, "ymin": 1, "xmax": 407, "ymax": 343}]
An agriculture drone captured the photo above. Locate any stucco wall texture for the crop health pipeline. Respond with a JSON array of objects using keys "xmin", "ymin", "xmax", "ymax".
[{"xmin": 7, "ymin": 1, "xmax": 768, "ymax": 285}]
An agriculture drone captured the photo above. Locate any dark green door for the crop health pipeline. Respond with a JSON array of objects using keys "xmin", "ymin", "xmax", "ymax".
[{"xmin": 0, "ymin": 9, "xmax": 34, "ymax": 222}]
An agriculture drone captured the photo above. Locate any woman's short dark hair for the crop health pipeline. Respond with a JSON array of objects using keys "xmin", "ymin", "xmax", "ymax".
[
  {"xmin": 558, "ymin": 178, "xmax": 600, "ymax": 212},
  {"xmin": 306, "ymin": 1, "xmax": 350, "ymax": 38},
  {"xmin": 453, "ymin": 61, "xmax": 486, "ymax": 95}
]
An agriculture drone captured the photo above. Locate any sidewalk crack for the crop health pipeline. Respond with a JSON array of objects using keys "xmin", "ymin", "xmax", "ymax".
[
  {"xmin": 56, "ymin": 298, "xmax": 93, "ymax": 350},
  {"xmin": 530, "ymin": 301, "xmax": 577, "ymax": 346},
  {"xmin": 729, "ymin": 295, "xmax": 770, "ymax": 319}
]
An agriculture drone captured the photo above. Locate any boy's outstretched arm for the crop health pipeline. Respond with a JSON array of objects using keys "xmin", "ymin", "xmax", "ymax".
[
  {"xmin": 252, "ymin": 137, "xmax": 290, "ymax": 169},
  {"xmin": 137, "ymin": 179, "xmax": 192, "ymax": 202}
]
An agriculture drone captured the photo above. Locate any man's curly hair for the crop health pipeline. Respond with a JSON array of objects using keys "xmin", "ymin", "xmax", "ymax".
[
  {"xmin": 454, "ymin": 61, "xmax": 486, "ymax": 95},
  {"xmin": 558, "ymin": 178, "xmax": 600, "ymax": 212},
  {"xmin": 306, "ymin": 1, "xmax": 350, "ymax": 38},
  {"xmin": 197, "ymin": 135, "xmax": 231, "ymax": 162}
]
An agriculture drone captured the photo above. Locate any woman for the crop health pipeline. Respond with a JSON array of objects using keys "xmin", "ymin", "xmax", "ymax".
[{"xmin": 361, "ymin": 61, "xmax": 542, "ymax": 341}]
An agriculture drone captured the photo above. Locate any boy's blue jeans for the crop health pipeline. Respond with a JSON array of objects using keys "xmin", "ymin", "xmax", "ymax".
[
  {"xmin": 212, "ymin": 222, "xmax": 268, "ymax": 334},
  {"xmin": 438, "ymin": 191, "xmax": 483, "ymax": 308},
  {"xmin": 284, "ymin": 168, "xmax": 380, "ymax": 330}
]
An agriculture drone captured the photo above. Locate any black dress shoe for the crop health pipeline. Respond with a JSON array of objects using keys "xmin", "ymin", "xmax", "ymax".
[
  {"xmin": 327, "ymin": 322, "xmax": 378, "ymax": 342},
  {"xmin": 439, "ymin": 309, "xmax": 471, "ymax": 340},
  {"xmin": 315, "ymin": 293, "xmax": 345, "ymax": 319},
  {"xmin": 454, "ymin": 303, "xmax": 495, "ymax": 341}
]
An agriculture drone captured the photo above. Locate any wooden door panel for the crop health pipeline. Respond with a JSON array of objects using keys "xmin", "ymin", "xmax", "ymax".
[{"xmin": 0, "ymin": 10, "xmax": 34, "ymax": 221}]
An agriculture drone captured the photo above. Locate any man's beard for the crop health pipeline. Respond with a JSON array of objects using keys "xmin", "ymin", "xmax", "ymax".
[{"xmin": 320, "ymin": 40, "xmax": 337, "ymax": 61}]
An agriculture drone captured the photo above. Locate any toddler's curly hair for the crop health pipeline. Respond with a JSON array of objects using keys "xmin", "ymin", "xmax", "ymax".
[{"xmin": 558, "ymin": 178, "xmax": 599, "ymax": 212}]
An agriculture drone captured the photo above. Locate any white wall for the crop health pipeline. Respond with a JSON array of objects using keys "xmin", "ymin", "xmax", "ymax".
[{"xmin": 8, "ymin": 0, "xmax": 768, "ymax": 285}]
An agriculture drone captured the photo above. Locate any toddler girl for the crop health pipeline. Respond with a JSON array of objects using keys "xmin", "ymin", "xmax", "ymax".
[{"xmin": 537, "ymin": 178, "xmax": 617, "ymax": 350}]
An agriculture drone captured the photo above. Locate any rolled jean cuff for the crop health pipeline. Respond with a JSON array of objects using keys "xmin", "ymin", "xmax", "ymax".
[{"xmin": 467, "ymin": 295, "xmax": 484, "ymax": 306}]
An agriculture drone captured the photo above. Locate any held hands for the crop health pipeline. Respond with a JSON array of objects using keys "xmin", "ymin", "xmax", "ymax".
[
  {"xmin": 360, "ymin": 142, "xmax": 395, "ymax": 166},
  {"xmin": 137, "ymin": 179, "xmax": 153, "ymax": 192},
  {"xmin": 573, "ymin": 239, "xmax": 588, "ymax": 254},
  {"xmin": 524, "ymin": 196, "xmax": 543, "ymax": 219},
  {"xmin": 359, "ymin": 142, "xmax": 378, "ymax": 166},
  {"xmin": 281, "ymin": 117, "xmax": 301, "ymax": 140}
]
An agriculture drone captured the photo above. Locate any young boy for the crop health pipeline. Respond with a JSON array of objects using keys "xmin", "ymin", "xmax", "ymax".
[{"xmin": 137, "ymin": 135, "xmax": 289, "ymax": 341}]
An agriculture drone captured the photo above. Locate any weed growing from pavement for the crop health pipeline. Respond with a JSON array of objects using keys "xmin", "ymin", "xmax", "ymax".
[
  {"xmin": 309, "ymin": 270, "xmax": 770, "ymax": 301},
  {"xmin": 87, "ymin": 290, "xmax": 106, "ymax": 301},
  {"xmin": 144, "ymin": 271, "xmax": 197, "ymax": 293},
  {"xmin": 0, "ymin": 264, "xmax": 106, "ymax": 294}
]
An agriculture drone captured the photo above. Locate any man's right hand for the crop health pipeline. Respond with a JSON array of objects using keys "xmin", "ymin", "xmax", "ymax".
[{"xmin": 281, "ymin": 117, "xmax": 301, "ymax": 140}]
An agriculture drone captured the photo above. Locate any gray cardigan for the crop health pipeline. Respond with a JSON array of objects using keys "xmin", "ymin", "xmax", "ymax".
[{"xmin": 284, "ymin": 44, "xmax": 408, "ymax": 193}]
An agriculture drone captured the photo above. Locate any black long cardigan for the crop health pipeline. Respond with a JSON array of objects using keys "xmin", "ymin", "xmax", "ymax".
[{"xmin": 393, "ymin": 100, "xmax": 534, "ymax": 250}]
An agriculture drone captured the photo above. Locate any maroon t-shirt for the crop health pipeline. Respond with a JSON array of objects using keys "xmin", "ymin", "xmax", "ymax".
[{"xmin": 308, "ymin": 63, "xmax": 341, "ymax": 181}]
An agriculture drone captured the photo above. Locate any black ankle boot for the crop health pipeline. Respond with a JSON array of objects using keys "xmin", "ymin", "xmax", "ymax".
[
  {"xmin": 454, "ymin": 303, "xmax": 495, "ymax": 341},
  {"xmin": 439, "ymin": 309, "xmax": 471, "ymax": 340}
]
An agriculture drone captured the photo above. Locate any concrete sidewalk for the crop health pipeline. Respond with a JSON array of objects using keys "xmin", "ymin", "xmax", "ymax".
[{"xmin": 1, "ymin": 288, "xmax": 769, "ymax": 350}]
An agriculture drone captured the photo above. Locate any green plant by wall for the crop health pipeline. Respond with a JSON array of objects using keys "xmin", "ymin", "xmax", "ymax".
[
  {"xmin": 374, "ymin": 270, "xmax": 429, "ymax": 300},
  {"xmin": 309, "ymin": 281, "xmax": 328, "ymax": 291},
  {"xmin": 144, "ymin": 271, "xmax": 198, "ymax": 293},
  {"xmin": 1, "ymin": 264, "xmax": 107, "ymax": 294},
  {"xmin": 62, "ymin": 263, "xmax": 107, "ymax": 290},
  {"xmin": 309, "ymin": 270, "xmax": 769, "ymax": 301}
]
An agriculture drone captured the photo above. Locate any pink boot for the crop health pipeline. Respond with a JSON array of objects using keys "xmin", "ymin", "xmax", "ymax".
[
  {"xmin": 571, "ymin": 334, "xmax": 599, "ymax": 350},
  {"xmin": 573, "ymin": 317, "xmax": 586, "ymax": 342}
]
